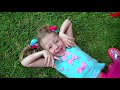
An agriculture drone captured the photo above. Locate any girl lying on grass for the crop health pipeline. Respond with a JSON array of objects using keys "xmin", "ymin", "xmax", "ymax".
[{"xmin": 19, "ymin": 19, "xmax": 120, "ymax": 78}]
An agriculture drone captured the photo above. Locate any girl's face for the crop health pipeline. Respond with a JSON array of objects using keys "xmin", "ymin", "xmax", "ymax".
[{"xmin": 40, "ymin": 33, "xmax": 66, "ymax": 56}]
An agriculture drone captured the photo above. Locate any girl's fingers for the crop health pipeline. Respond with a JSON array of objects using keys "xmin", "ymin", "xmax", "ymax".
[
  {"xmin": 67, "ymin": 43, "xmax": 73, "ymax": 47},
  {"xmin": 47, "ymin": 56, "xmax": 51, "ymax": 67},
  {"xmin": 49, "ymin": 56, "xmax": 52, "ymax": 67},
  {"xmin": 65, "ymin": 43, "xmax": 68, "ymax": 47},
  {"xmin": 44, "ymin": 57, "xmax": 48, "ymax": 65},
  {"xmin": 66, "ymin": 40, "xmax": 74, "ymax": 47},
  {"xmin": 67, "ymin": 39, "xmax": 76, "ymax": 46},
  {"xmin": 51, "ymin": 56, "xmax": 54, "ymax": 68},
  {"xmin": 50, "ymin": 56, "xmax": 54, "ymax": 67},
  {"xmin": 67, "ymin": 39, "xmax": 75, "ymax": 44},
  {"xmin": 50, "ymin": 56, "xmax": 54, "ymax": 68},
  {"xmin": 54, "ymin": 56, "xmax": 60, "ymax": 60},
  {"xmin": 64, "ymin": 38, "xmax": 72, "ymax": 48},
  {"xmin": 51, "ymin": 56, "xmax": 55, "ymax": 68},
  {"xmin": 65, "ymin": 43, "xmax": 70, "ymax": 48},
  {"xmin": 67, "ymin": 42, "xmax": 73, "ymax": 47},
  {"xmin": 53, "ymin": 65, "xmax": 56, "ymax": 68},
  {"xmin": 67, "ymin": 37, "xmax": 75, "ymax": 40},
  {"xmin": 53, "ymin": 56, "xmax": 57, "ymax": 60},
  {"xmin": 46, "ymin": 56, "xmax": 49, "ymax": 67}
]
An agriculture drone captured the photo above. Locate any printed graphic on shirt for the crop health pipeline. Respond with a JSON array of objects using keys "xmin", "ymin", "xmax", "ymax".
[
  {"xmin": 77, "ymin": 62, "xmax": 88, "ymax": 73},
  {"xmin": 68, "ymin": 54, "xmax": 79, "ymax": 65}
]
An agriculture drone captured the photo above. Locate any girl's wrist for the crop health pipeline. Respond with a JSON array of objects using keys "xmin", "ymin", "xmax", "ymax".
[
  {"xmin": 59, "ymin": 30, "xmax": 65, "ymax": 34},
  {"xmin": 59, "ymin": 32, "xmax": 64, "ymax": 37},
  {"xmin": 38, "ymin": 50, "xmax": 46, "ymax": 56},
  {"xmin": 42, "ymin": 50, "xmax": 50, "ymax": 56},
  {"xmin": 41, "ymin": 50, "xmax": 46, "ymax": 54}
]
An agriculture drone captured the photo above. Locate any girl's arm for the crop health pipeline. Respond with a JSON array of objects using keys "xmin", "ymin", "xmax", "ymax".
[
  {"xmin": 59, "ymin": 19, "xmax": 76, "ymax": 47},
  {"xmin": 23, "ymin": 58, "xmax": 48, "ymax": 67},
  {"xmin": 59, "ymin": 19, "xmax": 74, "ymax": 38},
  {"xmin": 21, "ymin": 50, "xmax": 55, "ymax": 68}
]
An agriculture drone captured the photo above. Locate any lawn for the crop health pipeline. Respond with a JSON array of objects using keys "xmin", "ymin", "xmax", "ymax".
[{"xmin": 0, "ymin": 12, "xmax": 120, "ymax": 78}]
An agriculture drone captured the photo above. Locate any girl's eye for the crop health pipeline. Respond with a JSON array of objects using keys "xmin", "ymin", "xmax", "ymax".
[
  {"xmin": 49, "ymin": 46, "xmax": 52, "ymax": 49},
  {"xmin": 56, "ymin": 40, "xmax": 59, "ymax": 43}
]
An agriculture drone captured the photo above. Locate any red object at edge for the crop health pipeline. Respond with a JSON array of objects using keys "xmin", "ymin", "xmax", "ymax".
[{"xmin": 110, "ymin": 12, "xmax": 120, "ymax": 18}]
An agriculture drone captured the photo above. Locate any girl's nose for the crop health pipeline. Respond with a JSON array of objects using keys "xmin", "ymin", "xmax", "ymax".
[{"xmin": 54, "ymin": 44, "xmax": 59, "ymax": 50}]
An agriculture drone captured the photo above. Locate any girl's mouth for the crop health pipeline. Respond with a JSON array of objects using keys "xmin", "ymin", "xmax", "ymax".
[{"xmin": 57, "ymin": 47, "xmax": 62, "ymax": 54}]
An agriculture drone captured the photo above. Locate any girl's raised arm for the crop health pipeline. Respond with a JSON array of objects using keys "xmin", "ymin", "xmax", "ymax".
[
  {"xmin": 59, "ymin": 19, "xmax": 74, "ymax": 38},
  {"xmin": 59, "ymin": 19, "xmax": 76, "ymax": 48}
]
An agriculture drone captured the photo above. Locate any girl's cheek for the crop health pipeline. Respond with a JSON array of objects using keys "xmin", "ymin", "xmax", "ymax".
[
  {"xmin": 61, "ymin": 43, "xmax": 65, "ymax": 47},
  {"xmin": 59, "ymin": 42, "xmax": 62, "ymax": 46},
  {"xmin": 50, "ymin": 50, "xmax": 54, "ymax": 55},
  {"xmin": 61, "ymin": 41, "xmax": 64, "ymax": 46}
]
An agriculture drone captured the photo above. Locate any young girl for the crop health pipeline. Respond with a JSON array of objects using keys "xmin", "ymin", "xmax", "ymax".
[{"xmin": 19, "ymin": 19, "xmax": 120, "ymax": 78}]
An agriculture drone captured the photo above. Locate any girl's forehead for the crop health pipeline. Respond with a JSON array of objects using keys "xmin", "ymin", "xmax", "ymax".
[
  {"xmin": 40, "ymin": 33, "xmax": 58, "ymax": 48},
  {"xmin": 45, "ymin": 33, "xmax": 58, "ymax": 41}
]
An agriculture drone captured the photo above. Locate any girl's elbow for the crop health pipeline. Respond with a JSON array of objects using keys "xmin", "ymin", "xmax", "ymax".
[
  {"xmin": 66, "ymin": 19, "xmax": 71, "ymax": 23},
  {"xmin": 21, "ymin": 61, "xmax": 29, "ymax": 67}
]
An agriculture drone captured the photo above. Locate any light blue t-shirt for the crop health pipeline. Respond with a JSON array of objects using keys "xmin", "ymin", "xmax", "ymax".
[{"xmin": 55, "ymin": 46, "xmax": 105, "ymax": 78}]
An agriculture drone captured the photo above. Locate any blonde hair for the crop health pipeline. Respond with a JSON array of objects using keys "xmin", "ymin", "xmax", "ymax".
[{"xmin": 19, "ymin": 25, "xmax": 57, "ymax": 62}]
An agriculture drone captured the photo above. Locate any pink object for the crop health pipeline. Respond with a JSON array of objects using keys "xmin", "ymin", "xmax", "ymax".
[
  {"xmin": 105, "ymin": 48, "xmax": 120, "ymax": 78},
  {"xmin": 108, "ymin": 48, "xmax": 120, "ymax": 61},
  {"xmin": 31, "ymin": 45, "xmax": 38, "ymax": 49},
  {"xmin": 77, "ymin": 62, "xmax": 87, "ymax": 73},
  {"xmin": 106, "ymin": 60, "xmax": 120, "ymax": 78},
  {"xmin": 66, "ymin": 52, "xmax": 70, "ymax": 56},
  {"xmin": 68, "ymin": 54, "xmax": 79, "ymax": 65},
  {"xmin": 49, "ymin": 26, "xmax": 58, "ymax": 31},
  {"xmin": 101, "ymin": 72, "xmax": 107, "ymax": 78},
  {"xmin": 61, "ymin": 67, "xmax": 64, "ymax": 71},
  {"xmin": 108, "ymin": 63, "xmax": 113, "ymax": 70},
  {"xmin": 62, "ymin": 52, "xmax": 70, "ymax": 60}
]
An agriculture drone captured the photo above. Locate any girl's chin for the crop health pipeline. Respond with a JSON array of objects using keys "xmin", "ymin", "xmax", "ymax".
[
  {"xmin": 55, "ymin": 47, "xmax": 66, "ymax": 56},
  {"xmin": 56, "ymin": 50, "xmax": 66, "ymax": 56},
  {"xmin": 58, "ymin": 52, "xmax": 65, "ymax": 56}
]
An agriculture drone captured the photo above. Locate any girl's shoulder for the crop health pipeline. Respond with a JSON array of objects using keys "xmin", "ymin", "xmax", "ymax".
[{"xmin": 66, "ymin": 45, "xmax": 81, "ymax": 51}]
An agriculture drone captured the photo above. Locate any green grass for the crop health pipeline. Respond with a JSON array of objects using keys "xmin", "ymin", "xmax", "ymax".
[{"xmin": 0, "ymin": 12, "xmax": 120, "ymax": 78}]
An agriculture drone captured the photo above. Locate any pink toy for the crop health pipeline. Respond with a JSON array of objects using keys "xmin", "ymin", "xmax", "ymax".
[
  {"xmin": 107, "ymin": 48, "xmax": 120, "ymax": 70},
  {"xmin": 108, "ymin": 48, "xmax": 120, "ymax": 61}
]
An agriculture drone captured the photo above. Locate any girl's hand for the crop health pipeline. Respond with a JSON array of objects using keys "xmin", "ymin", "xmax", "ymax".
[
  {"xmin": 59, "ymin": 33, "xmax": 76, "ymax": 48},
  {"xmin": 42, "ymin": 50, "xmax": 59, "ymax": 68}
]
